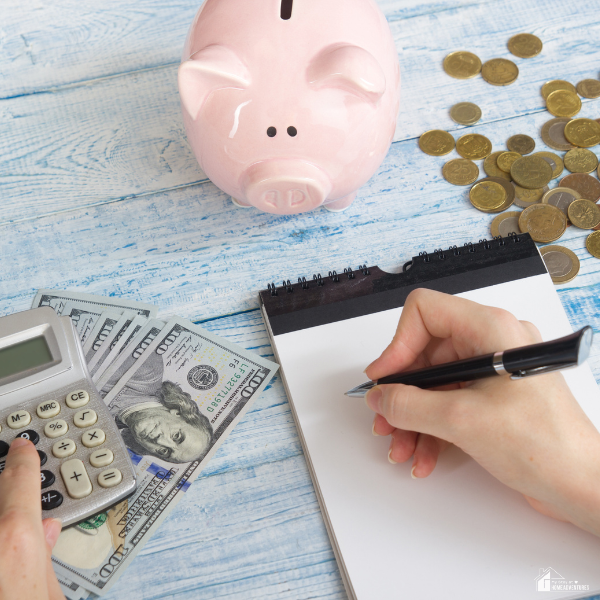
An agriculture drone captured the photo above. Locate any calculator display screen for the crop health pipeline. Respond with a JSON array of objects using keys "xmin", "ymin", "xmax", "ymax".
[{"xmin": 0, "ymin": 336, "xmax": 54, "ymax": 380}]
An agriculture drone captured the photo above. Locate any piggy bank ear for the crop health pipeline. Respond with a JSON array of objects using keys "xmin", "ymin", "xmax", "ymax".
[
  {"xmin": 178, "ymin": 45, "xmax": 251, "ymax": 120},
  {"xmin": 306, "ymin": 44, "xmax": 386, "ymax": 103}
]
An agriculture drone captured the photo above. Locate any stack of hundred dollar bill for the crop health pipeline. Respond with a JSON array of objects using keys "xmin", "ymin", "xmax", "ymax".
[{"xmin": 31, "ymin": 290, "xmax": 279, "ymax": 600}]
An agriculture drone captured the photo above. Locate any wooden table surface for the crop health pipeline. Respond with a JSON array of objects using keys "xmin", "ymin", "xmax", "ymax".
[{"xmin": 2, "ymin": 1, "xmax": 600, "ymax": 598}]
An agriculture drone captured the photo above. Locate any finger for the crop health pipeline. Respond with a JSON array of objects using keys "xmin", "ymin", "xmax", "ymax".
[
  {"xmin": 519, "ymin": 320, "xmax": 542, "ymax": 343},
  {"xmin": 372, "ymin": 413, "xmax": 395, "ymax": 436},
  {"xmin": 366, "ymin": 383, "xmax": 471, "ymax": 442},
  {"xmin": 0, "ymin": 438, "xmax": 41, "ymax": 519},
  {"xmin": 411, "ymin": 435, "xmax": 450, "ymax": 478},
  {"xmin": 366, "ymin": 288, "xmax": 532, "ymax": 380},
  {"xmin": 388, "ymin": 428, "xmax": 418, "ymax": 463}
]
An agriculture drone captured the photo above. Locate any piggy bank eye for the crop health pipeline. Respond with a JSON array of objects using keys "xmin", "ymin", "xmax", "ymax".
[
  {"xmin": 267, "ymin": 127, "xmax": 277, "ymax": 137},
  {"xmin": 287, "ymin": 126, "xmax": 297, "ymax": 137}
]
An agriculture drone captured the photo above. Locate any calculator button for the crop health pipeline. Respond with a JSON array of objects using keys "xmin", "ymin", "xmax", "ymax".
[
  {"xmin": 98, "ymin": 468, "xmax": 122, "ymax": 488},
  {"xmin": 44, "ymin": 419, "xmax": 69, "ymax": 439},
  {"xmin": 60, "ymin": 459, "xmax": 92, "ymax": 499},
  {"xmin": 7, "ymin": 410, "xmax": 31, "ymax": 429},
  {"xmin": 41, "ymin": 490, "xmax": 63, "ymax": 510},
  {"xmin": 52, "ymin": 439, "xmax": 76, "ymax": 459},
  {"xmin": 65, "ymin": 390, "xmax": 90, "ymax": 409},
  {"xmin": 36, "ymin": 400, "xmax": 61, "ymax": 419},
  {"xmin": 38, "ymin": 450, "xmax": 47, "ymax": 466},
  {"xmin": 0, "ymin": 441, "xmax": 8, "ymax": 458},
  {"xmin": 15, "ymin": 430, "xmax": 40, "ymax": 445},
  {"xmin": 89, "ymin": 448, "xmax": 114, "ymax": 468},
  {"xmin": 41, "ymin": 470, "xmax": 55, "ymax": 489},
  {"xmin": 73, "ymin": 409, "xmax": 97, "ymax": 428},
  {"xmin": 0, "ymin": 460, "xmax": 4, "ymax": 474},
  {"xmin": 81, "ymin": 428, "xmax": 105, "ymax": 448}
]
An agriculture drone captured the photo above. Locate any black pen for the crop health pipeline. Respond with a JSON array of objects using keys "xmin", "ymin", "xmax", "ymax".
[{"xmin": 345, "ymin": 326, "xmax": 594, "ymax": 397}]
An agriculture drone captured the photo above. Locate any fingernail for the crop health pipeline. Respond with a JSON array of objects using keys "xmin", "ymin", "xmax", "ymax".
[
  {"xmin": 411, "ymin": 465, "xmax": 418, "ymax": 479},
  {"xmin": 11, "ymin": 438, "xmax": 29, "ymax": 449},
  {"xmin": 44, "ymin": 518, "xmax": 62, "ymax": 548},
  {"xmin": 365, "ymin": 386, "xmax": 382, "ymax": 412},
  {"xmin": 372, "ymin": 421, "xmax": 380, "ymax": 436},
  {"xmin": 388, "ymin": 448, "xmax": 397, "ymax": 464}
]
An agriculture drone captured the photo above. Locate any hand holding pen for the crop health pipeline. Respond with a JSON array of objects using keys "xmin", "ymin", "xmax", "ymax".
[{"xmin": 361, "ymin": 288, "xmax": 600, "ymax": 539}]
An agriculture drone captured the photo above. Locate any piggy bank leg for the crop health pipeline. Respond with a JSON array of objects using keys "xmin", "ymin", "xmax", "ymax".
[
  {"xmin": 323, "ymin": 192, "xmax": 356, "ymax": 212},
  {"xmin": 231, "ymin": 197, "xmax": 252, "ymax": 209}
]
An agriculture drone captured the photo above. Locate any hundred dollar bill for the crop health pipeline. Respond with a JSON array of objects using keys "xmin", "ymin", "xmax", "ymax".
[
  {"xmin": 91, "ymin": 315, "xmax": 148, "ymax": 382},
  {"xmin": 32, "ymin": 289, "xmax": 158, "ymax": 320},
  {"xmin": 60, "ymin": 302, "xmax": 106, "ymax": 346},
  {"xmin": 95, "ymin": 318, "xmax": 165, "ymax": 397},
  {"xmin": 83, "ymin": 311, "xmax": 126, "ymax": 360},
  {"xmin": 51, "ymin": 317, "xmax": 278, "ymax": 595}
]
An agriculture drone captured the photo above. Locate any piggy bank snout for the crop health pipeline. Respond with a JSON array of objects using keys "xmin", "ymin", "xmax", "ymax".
[{"xmin": 242, "ymin": 161, "xmax": 332, "ymax": 214}]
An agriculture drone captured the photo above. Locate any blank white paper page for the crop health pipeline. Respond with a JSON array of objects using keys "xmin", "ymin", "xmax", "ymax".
[{"xmin": 273, "ymin": 273, "xmax": 600, "ymax": 600}]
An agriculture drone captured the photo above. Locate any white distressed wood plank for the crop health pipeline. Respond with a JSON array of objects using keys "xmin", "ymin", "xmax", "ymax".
[{"xmin": 2, "ymin": 0, "xmax": 600, "ymax": 223}]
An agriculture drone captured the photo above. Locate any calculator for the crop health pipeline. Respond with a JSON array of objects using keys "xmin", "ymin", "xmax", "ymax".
[{"xmin": 0, "ymin": 307, "xmax": 137, "ymax": 527}]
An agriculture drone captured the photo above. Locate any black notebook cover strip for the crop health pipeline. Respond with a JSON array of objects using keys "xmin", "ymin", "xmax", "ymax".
[{"xmin": 260, "ymin": 234, "xmax": 546, "ymax": 336}]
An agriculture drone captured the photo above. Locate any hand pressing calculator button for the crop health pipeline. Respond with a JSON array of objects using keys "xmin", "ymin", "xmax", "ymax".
[
  {"xmin": 52, "ymin": 439, "xmax": 76, "ymax": 459},
  {"xmin": 73, "ymin": 409, "xmax": 97, "ymax": 428},
  {"xmin": 15, "ymin": 429, "xmax": 39, "ymax": 445},
  {"xmin": 7, "ymin": 410, "xmax": 31, "ymax": 429},
  {"xmin": 60, "ymin": 459, "xmax": 92, "ymax": 499}
]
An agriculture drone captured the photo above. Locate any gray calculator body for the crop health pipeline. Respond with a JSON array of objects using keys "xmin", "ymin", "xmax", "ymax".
[{"xmin": 0, "ymin": 307, "xmax": 137, "ymax": 527}]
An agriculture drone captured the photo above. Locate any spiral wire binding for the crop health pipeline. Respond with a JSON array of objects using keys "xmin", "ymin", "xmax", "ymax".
[{"xmin": 267, "ymin": 235, "xmax": 523, "ymax": 293}]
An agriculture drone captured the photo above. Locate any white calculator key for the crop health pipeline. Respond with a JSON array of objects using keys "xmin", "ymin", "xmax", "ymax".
[
  {"xmin": 36, "ymin": 400, "xmax": 61, "ymax": 419},
  {"xmin": 53, "ymin": 438, "xmax": 76, "ymax": 458},
  {"xmin": 60, "ymin": 459, "xmax": 92, "ymax": 499},
  {"xmin": 81, "ymin": 428, "xmax": 105, "ymax": 448},
  {"xmin": 73, "ymin": 409, "xmax": 97, "ymax": 428},
  {"xmin": 98, "ymin": 468, "xmax": 122, "ymax": 488},
  {"xmin": 7, "ymin": 410, "xmax": 31, "ymax": 429},
  {"xmin": 44, "ymin": 419, "xmax": 68, "ymax": 439},
  {"xmin": 65, "ymin": 390, "xmax": 90, "ymax": 409},
  {"xmin": 89, "ymin": 448, "xmax": 114, "ymax": 468}
]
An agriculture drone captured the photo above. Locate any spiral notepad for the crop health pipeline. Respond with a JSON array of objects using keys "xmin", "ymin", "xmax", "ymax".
[{"xmin": 259, "ymin": 234, "xmax": 600, "ymax": 600}]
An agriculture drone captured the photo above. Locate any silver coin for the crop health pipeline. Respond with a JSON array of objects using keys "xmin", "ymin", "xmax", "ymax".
[
  {"xmin": 542, "ymin": 250, "xmax": 573, "ymax": 277},
  {"xmin": 542, "ymin": 187, "xmax": 581, "ymax": 217}
]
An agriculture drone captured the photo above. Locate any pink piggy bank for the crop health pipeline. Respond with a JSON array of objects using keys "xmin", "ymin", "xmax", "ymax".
[{"xmin": 179, "ymin": 0, "xmax": 400, "ymax": 214}]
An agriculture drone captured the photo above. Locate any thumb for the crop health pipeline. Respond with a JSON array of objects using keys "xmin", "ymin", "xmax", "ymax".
[
  {"xmin": 43, "ymin": 518, "xmax": 62, "ymax": 550},
  {"xmin": 366, "ymin": 383, "xmax": 468, "ymax": 442}
]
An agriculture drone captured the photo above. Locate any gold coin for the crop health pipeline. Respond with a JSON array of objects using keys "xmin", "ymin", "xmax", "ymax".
[
  {"xmin": 541, "ymin": 80, "xmax": 577, "ymax": 100},
  {"xmin": 507, "ymin": 134, "xmax": 535, "ymax": 155},
  {"xmin": 541, "ymin": 118, "xmax": 575, "ymax": 151},
  {"xmin": 497, "ymin": 151, "xmax": 522, "ymax": 172},
  {"xmin": 576, "ymin": 79, "xmax": 600, "ymax": 99},
  {"xmin": 539, "ymin": 246, "xmax": 580, "ymax": 284},
  {"xmin": 546, "ymin": 90, "xmax": 582, "ymax": 118},
  {"xmin": 567, "ymin": 199, "xmax": 600, "ymax": 229},
  {"xmin": 564, "ymin": 148, "xmax": 599, "ymax": 174},
  {"xmin": 479, "ymin": 176, "xmax": 515, "ymax": 211},
  {"xmin": 491, "ymin": 211, "xmax": 522, "ymax": 237},
  {"xmin": 449, "ymin": 102, "xmax": 482, "ymax": 125},
  {"xmin": 542, "ymin": 187, "xmax": 581, "ymax": 217},
  {"xmin": 469, "ymin": 181, "xmax": 507, "ymax": 211},
  {"xmin": 507, "ymin": 33, "xmax": 543, "ymax": 58},
  {"xmin": 564, "ymin": 118, "xmax": 600, "ymax": 148},
  {"xmin": 484, "ymin": 151, "xmax": 511, "ymax": 180},
  {"xmin": 481, "ymin": 58, "xmax": 519, "ymax": 86},
  {"xmin": 560, "ymin": 173, "xmax": 600, "ymax": 202},
  {"xmin": 519, "ymin": 204, "xmax": 567, "ymax": 242},
  {"xmin": 419, "ymin": 130, "xmax": 455, "ymax": 156},
  {"xmin": 513, "ymin": 183, "xmax": 548, "ymax": 208},
  {"xmin": 456, "ymin": 134, "xmax": 493, "ymax": 160},
  {"xmin": 510, "ymin": 155, "xmax": 553, "ymax": 189},
  {"xmin": 586, "ymin": 230, "xmax": 600, "ymax": 258},
  {"xmin": 443, "ymin": 51, "xmax": 482, "ymax": 79},
  {"xmin": 534, "ymin": 151, "xmax": 563, "ymax": 179},
  {"xmin": 442, "ymin": 158, "xmax": 479, "ymax": 185}
]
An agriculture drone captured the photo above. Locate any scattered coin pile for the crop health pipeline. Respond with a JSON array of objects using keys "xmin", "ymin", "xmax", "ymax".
[{"xmin": 421, "ymin": 36, "xmax": 600, "ymax": 284}]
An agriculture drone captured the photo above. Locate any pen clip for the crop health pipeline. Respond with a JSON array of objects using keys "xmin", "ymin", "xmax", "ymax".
[{"xmin": 509, "ymin": 362, "xmax": 577, "ymax": 380}]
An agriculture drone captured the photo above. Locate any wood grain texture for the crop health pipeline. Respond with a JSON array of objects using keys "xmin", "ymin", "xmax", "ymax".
[{"xmin": 2, "ymin": 0, "xmax": 600, "ymax": 598}]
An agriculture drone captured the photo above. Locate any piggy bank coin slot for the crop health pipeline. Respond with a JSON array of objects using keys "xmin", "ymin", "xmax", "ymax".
[{"xmin": 280, "ymin": 0, "xmax": 293, "ymax": 20}]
